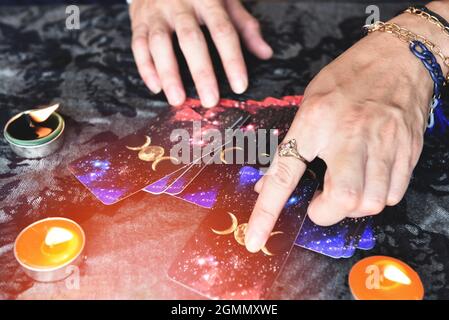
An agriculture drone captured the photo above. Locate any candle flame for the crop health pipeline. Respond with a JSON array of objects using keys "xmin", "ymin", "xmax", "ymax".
[
  {"xmin": 384, "ymin": 265, "xmax": 412, "ymax": 285},
  {"xmin": 28, "ymin": 103, "xmax": 60, "ymax": 123},
  {"xmin": 45, "ymin": 227, "xmax": 74, "ymax": 247}
]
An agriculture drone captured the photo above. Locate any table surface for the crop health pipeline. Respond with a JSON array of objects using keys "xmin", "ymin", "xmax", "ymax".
[{"xmin": 1, "ymin": 1, "xmax": 449, "ymax": 300}]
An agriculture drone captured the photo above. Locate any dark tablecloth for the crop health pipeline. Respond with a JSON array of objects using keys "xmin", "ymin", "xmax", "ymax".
[{"xmin": 1, "ymin": 1, "xmax": 449, "ymax": 300}]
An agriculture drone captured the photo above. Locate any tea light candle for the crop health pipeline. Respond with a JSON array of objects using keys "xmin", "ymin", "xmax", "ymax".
[
  {"xmin": 14, "ymin": 217, "xmax": 85, "ymax": 282},
  {"xmin": 3, "ymin": 103, "xmax": 65, "ymax": 158},
  {"xmin": 349, "ymin": 256, "xmax": 424, "ymax": 300}
]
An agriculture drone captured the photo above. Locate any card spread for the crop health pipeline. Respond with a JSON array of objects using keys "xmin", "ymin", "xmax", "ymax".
[{"xmin": 68, "ymin": 95, "xmax": 377, "ymax": 299}]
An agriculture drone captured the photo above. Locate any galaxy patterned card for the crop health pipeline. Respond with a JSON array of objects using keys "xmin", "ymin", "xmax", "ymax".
[
  {"xmin": 295, "ymin": 216, "xmax": 376, "ymax": 259},
  {"xmin": 168, "ymin": 165, "xmax": 318, "ymax": 300},
  {"xmin": 68, "ymin": 105, "xmax": 249, "ymax": 204}
]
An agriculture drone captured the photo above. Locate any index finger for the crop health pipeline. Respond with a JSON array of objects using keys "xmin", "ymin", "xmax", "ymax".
[{"xmin": 245, "ymin": 148, "xmax": 307, "ymax": 253}]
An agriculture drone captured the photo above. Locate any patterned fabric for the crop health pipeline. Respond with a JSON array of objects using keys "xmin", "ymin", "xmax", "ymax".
[{"xmin": 0, "ymin": 1, "xmax": 448, "ymax": 299}]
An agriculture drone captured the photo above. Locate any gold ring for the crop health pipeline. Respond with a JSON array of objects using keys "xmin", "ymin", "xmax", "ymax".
[{"xmin": 278, "ymin": 139, "xmax": 309, "ymax": 165}]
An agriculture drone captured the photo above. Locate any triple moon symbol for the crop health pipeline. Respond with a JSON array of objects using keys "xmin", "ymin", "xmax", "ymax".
[
  {"xmin": 219, "ymin": 147, "xmax": 244, "ymax": 164},
  {"xmin": 210, "ymin": 212, "xmax": 282, "ymax": 256},
  {"xmin": 125, "ymin": 135, "xmax": 151, "ymax": 151},
  {"xmin": 138, "ymin": 146, "xmax": 165, "ymax": 162},
  {"xmin": 152, "ymin": 156, "xmax": 181, "ymax": 171}
]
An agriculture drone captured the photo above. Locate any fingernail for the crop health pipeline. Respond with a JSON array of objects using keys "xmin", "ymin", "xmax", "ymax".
[
  {"xmin": 167, "ymin": 86, "xmax": 185, "ymax": 106},
  {"xmin": 232, "ymin": 77, "xmax": 247, "ymax": 94},
  {"xmin": 149, "ymin": 83, "xmax": 162, "ymax": 94},
  {"xmin": 201, "ymin": 88, "xmax": 219, "ymax": 108},
  {"xmin": 245, "ymin": 230, "xmax": 262, "ymax": 253},
  {"xmin": 261, "ymin": 43, "xmax": 273, "ymax": 58}
]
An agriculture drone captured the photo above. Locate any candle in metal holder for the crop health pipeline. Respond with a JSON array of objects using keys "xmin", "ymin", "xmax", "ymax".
[{"xmin": 3, "ymin": 103, "xmax": 65, "ymax": 158}]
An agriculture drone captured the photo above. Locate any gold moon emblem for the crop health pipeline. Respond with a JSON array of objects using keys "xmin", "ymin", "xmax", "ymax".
[
  {"xmin": 151, "ymin": 156, "xmax": 180, "ymax": 171},
  {"xmin": 261, "ymin": 231, "xmax": 284, "ymax": 256},
  {"xmin": 211, "ymin": 212, "xmax": 238, "ymax": 235},
  {"xmin": 220, "ymin": 146, "xmax": 244, "ymax": 164},
  {"xmin": 138, "ymin": 145, "xmax": 164, "ymax": 162},
  {"xmin": 126, "ymin": 135, "xmax": 151, "ymax": 151},
  {"xmin": 233, "ymin": 223, "xmax": 248, "ymax": 246}
]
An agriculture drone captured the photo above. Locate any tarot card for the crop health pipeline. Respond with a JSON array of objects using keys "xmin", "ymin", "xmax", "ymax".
[
  {"xmin": 294, "ymin": 216, "xmax": 376, "ymax": 259},
  {"xmin": 168, "ymin": 165, "xmax": 318, "ymax": 300},
  {"xmin": 69, "ymin": 105, "xmax": 249, "ymax": 204}
]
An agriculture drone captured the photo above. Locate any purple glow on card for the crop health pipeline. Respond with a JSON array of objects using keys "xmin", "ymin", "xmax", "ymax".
[
  {"xmin": 176, "ymin": 189, "xmax": 220, "ymax": 209},
  {"xmin": 90, "ymin": 188, "xmax": 126, "ymax": 205},
  {"xmin": 76, "ymin": 159, "xmax": 111, "ymax": 184},
  {"xmin": 355, "ymin": 222, "xmax": 376, "ymax": 250},
  {"xmin": 237, "ymin": 166, "xmax": 263, "ymax": 187},
  {"xmin": 295, "ymin": 217, "xmax": 376, "ymax": 259},
  {"xmin": 295, "ymin": 217, "xmax": 347, "ymax": 258}
]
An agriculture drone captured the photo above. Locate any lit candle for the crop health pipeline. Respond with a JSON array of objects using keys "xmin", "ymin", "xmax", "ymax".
[
  {"xmin": 3, "ymin": 103, "xmax": 65, "ymax": 158},
  {"xmin": 14, "ymin": 217, "xmax": 85, "ymax": 282},
  {"xmin": 349, "ymin": 256, "xmax": 424, "ymax": 300}
]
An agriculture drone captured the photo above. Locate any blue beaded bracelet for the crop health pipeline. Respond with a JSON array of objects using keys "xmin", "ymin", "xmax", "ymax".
[{"xmin": 409, "ymin": 40, "xmax": 448, "ymax": 133}]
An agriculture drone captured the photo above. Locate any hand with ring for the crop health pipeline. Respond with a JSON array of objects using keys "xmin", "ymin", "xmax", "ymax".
[{"xmin": 244, "ymin": 8, "xmax": 449, "ymax": 253}]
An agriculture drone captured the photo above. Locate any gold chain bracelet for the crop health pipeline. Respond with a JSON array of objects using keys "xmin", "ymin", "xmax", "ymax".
[
  {"xmin": 366, "ymin": 21, "xmax": 449, "ymax": 77},
  {"xmin": 405, "ymin": 7, "xmax": 449, "ymax": 38}
]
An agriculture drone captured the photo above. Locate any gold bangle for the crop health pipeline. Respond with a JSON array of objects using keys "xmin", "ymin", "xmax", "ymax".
[
  {"xmin": 366, "ymin": 21, "xmax": 449, "ymax": 81},
  {"xmin": 405, "ymin": 7, "xmax": 449, "ymax": 38}
]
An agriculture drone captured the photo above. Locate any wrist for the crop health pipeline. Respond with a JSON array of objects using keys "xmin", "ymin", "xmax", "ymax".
[
  {"xmin": 359, "ymin": 31, "xmax": 434, "ymax": 110},
  {"xmin": 389, "ymin": 13, "xmax": 449, "ymax": 76}
]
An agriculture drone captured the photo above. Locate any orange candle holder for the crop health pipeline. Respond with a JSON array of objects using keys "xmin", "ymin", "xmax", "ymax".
[
  {"xmin": 14, "ymin": 217, "xmax": 85, "ymax": 282},
  {"xmin": 349, "ymin": 255, "xmax": 424, "ymax": 300}
]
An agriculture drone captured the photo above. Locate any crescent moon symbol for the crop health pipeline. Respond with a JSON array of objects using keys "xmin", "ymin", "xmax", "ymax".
[
  {"xmin": 126, "ymin": 135, "xmax": 151, "ymax": 151},
  {"xmin": 211, "ymin": 212, "xmax": 239, "ymax": 235},
  {"xmin": 151, "ymin": 156, "xmax": 180, "ymax": 171},
  {"xmin": 220, "ymin": 146, "xmax": 244, "ymax": 164},
  {"xmin": 261, "ymin": 231, "xmax": 284, "ymax": 256}
]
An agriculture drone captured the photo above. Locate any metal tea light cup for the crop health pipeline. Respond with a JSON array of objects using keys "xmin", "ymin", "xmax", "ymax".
[
  {"xmin": 3, "ymin": 111, "xmax": 65, "ymax": 158},
  {"xmin": 14, "ymin": 217, "xmax": 86, "ymax": 283}
]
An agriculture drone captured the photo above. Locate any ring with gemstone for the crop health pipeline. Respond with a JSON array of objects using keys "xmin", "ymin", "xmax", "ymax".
[{"xmin": 278, "ymin": 139, "xmax": 309, "ymax": 165}]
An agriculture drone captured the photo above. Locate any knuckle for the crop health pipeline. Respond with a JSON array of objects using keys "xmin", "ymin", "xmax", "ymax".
[
  {"xmin": 359, "ymin": 197, "xmax": 385, "ymax": 215},
  {"xmin": 131, "ymin": 35, "xmax": 147, "ymax": 51},
  {"xmin": 330, "ymin": 186, "xmax": 361, "ymax": 211},
  {"xmin": 410, "ymin": 137, "xmax": 424, "ymax": 167},
  {"xmin": 245, "ymin": 18, "xmax": 260, "ymax": 31},
  {"xmin": 149, "ymin": 27, "xmax": 167, "ymax": 43},
  {"xmin": 256, "ymin": 205, "xmax": 278, "ymax": 221},
  {"xmin": 269, "ymin": 161, "xmax": 297, "ymax": 190},
  {"xmin": 212, "ymin": 19, "xmax": 235, "ymax": 38},
  {"xmin": 386, "ymin": 193, "xmax": 403, "ymax": 206},
  {"xmin": 193, "ymin": 68, "xmax": 214, "ymax": 81},
  {"xmin": 300, "ymin": 100, "xmax": 328, "ymax": 123},
  {"xmin": 178, "ymin": 26, "xmax": 201, "ymax": 42}
]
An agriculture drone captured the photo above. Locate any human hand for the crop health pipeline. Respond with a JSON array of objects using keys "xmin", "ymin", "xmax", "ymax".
[
  {"xmin": 129, "ymin": 0, "xmax": 273, "ymax": 107},
  {"xmin": 244, "ymin": 26, "xmax": 436, "ymax": 253}
]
